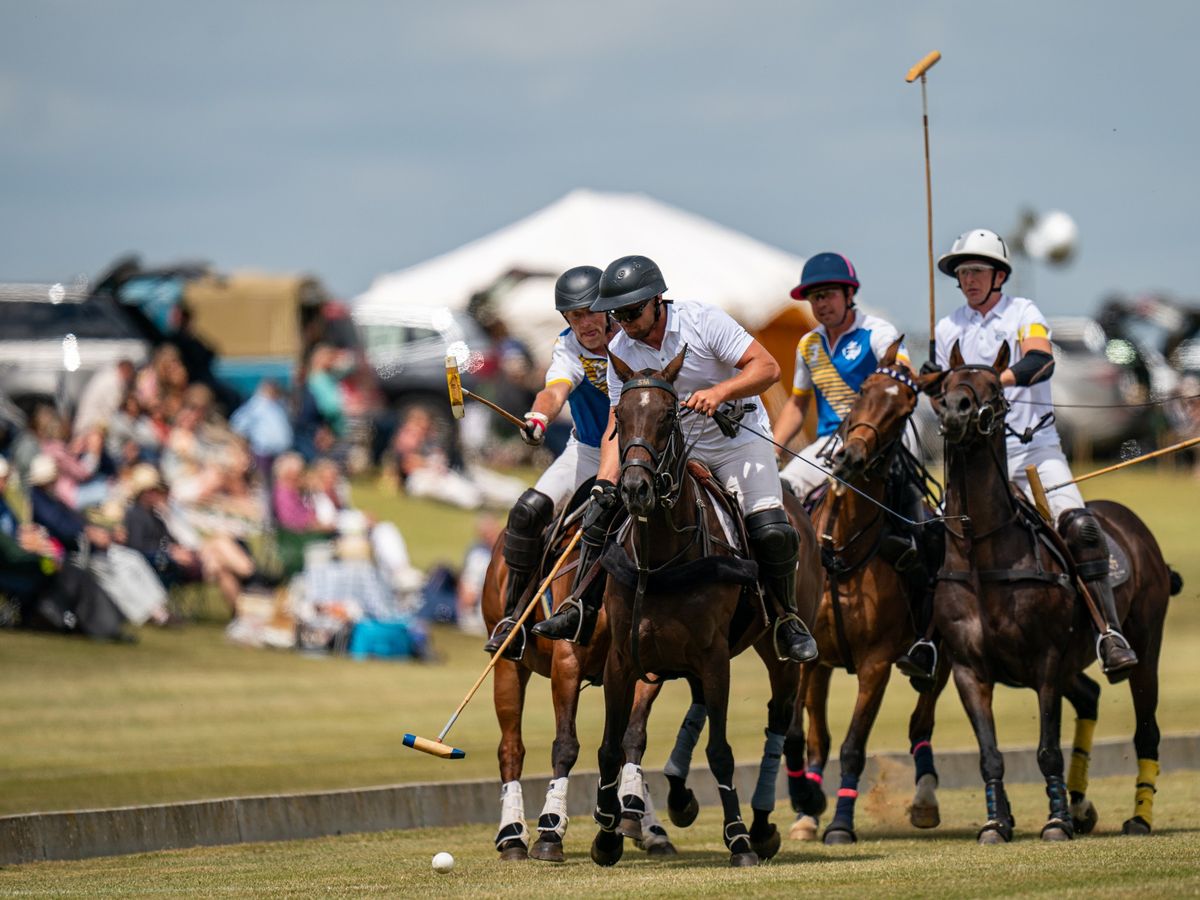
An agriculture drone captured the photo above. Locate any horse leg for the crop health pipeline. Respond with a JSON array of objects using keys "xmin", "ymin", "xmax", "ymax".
[
  {"xmin": 529, "ymin": 651, "xmax": 582, "ymax": 863},
  {"xmin": 748, "ymin": 644, "xmax": 799, "ymax": 860},
  {"xmin": 908, "ymin": 652, "xmax": 952, "ymax": 829},
  {"xmin": 664, "ymin": 677, "xmax": 706, "ymax": 828},
  {"xmin": 702, "ymin": 659, "xmax": 759, "ymax": 867},
  {"xmin": 788, "ymin": 663, "xmax": 831, "ymax": 841},
  {"xmin": 590, "ymin": 660, "xmax": 634, "ymax": 867},
  {"xmin": 1035, "ymin": 680, "xmax": 1073, "ymax": 841},
  {"xmin": 1063, "ymin": 671, "xmax": 1101, "ymax": 835},
  {"xmin": 615, "ymin": 680, "xmax": 660, "ymax": 842},
  {"xmin": 824, "ymin": 660, "xmax": 891, "ymax": 844},
  {"xmin": 494, "ymin": 660, "xmax": 533, "ymax": 861},
  {"xmin": 638, "ymin": 780, "xmax": 678, "ymax": 856},
  {"xmin": 952, "ymin": 663, "xmax": 1014, "ymax": 843},
  {"xmin": 1122, "ymin": 626, "xmax": 1163, "ymax": 835}
]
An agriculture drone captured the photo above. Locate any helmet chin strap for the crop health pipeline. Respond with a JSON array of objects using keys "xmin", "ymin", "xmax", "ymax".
[{"xmin": 958, "ymin": 271, "xmax": 1005, "ymax": 308}]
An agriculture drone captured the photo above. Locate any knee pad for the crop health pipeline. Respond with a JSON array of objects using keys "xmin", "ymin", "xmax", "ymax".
[
  {"xmin": 746, "ymin": 508, "xmax": 799, "ymax": 578},
  {"xmin": 1057, "ymin": 509, "xmax": 1108, "ymax": 580},
  {"xmin": 505, "ymin": 489, "xmax": 555, "ymax": 569}
]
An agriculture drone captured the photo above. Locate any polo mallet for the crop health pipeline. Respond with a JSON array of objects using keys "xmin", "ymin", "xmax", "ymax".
[
  {"xmin": 445, "ymin": 354, "xmax": 526, "ymax": 430},
  {"xmin": 403, "ymin": 526, "xmax": 584, "ymax": 759},
  {"xmin": 906, "ymin": 50, "xmax": 942, "ymax": 365}
]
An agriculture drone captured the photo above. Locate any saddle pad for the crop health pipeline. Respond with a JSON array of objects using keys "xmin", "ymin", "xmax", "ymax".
[{"xmin": 1105, "ymin": 533, "xmax": 1131, "ymax": 589}]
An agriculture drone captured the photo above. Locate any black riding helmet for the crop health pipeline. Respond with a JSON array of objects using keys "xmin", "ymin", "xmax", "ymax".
[
  {"xmin": 554, "ymin": 265, "xmax": 603, "ymax": 313},
  {"xmin": 592, "ymin": 255, "xmax": 667, "ymax": 313}
]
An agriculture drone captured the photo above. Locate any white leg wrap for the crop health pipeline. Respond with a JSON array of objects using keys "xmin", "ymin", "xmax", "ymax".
[
  {"xmin": 618, "ymin": 762, "xmax": 646, "ymax": 817},
  {"xmin": 495, "ymin": 780, "xmax": 529, "ymax": 850},
  {"xmin": 640, "ymin": 783, "xmax": 670, "ymax": 847},
  {"xmin": 537, "ymin": 776, "xmax": 570, "ymax": 840},
  {"xmin": 914, "ymin": 772, "xmax": 938, "ymax": 807}
]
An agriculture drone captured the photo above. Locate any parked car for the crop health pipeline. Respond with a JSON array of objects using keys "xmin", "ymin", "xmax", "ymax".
[{"xmin": 0, "ymin": 282, "xmax": 149, "ymax": 419}]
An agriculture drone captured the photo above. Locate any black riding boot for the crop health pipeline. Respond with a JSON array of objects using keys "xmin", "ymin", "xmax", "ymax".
[
  {"xmin": 485, "ymin": 488, "xmax": 554, "ymax": 661},
  {"xmin": 1059, "ymin": 509, "xmax": 1138, "ymax": 682},
  {"xmin": 747, "ymin": 508, "xmax": 818, "ymax": 664},
  {"xmin": 897, "ymin": 521, "xmax": 945, "ymax": 691},
  {"xmin": 531, "ymin": 480, "xmax": 620, "ymax": 645}
]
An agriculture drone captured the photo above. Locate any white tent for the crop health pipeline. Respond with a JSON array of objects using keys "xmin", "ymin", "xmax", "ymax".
[{"xmin": 354, "ymin": 189, "xmax": 808, "ymax": 363}]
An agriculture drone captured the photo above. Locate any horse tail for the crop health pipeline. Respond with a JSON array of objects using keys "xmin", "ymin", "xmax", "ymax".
[{"xmin": 1168, "ymin": 566, "xmax": 1183, "ymax": 597}]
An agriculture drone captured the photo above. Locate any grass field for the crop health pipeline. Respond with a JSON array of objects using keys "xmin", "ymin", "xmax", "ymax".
[{"xmin": 1, "ymin": 773, "xmax": 1198, "ymax": 896}]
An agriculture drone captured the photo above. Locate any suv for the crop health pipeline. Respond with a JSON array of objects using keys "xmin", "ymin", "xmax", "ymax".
[{"xmin": 0, "ymin": 282, "xmax": 149, "ymax": 418}]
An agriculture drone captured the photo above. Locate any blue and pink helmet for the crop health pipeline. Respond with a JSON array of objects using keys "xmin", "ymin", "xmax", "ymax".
[{"xmin": 790, "ymin": 252, "xmax": 860, "ymax": 300}]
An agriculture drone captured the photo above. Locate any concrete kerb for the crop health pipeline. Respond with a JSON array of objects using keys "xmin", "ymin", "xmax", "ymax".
[{"xmin": 2, "ymin": 733, "xmax": 1197, "ymax": 865}]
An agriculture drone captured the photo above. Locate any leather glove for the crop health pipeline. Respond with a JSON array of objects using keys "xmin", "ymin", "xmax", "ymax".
[
  {"xmin": 919, "ymin": 360, "xmax": 942, "ymax": 376},
  {"xmin": 581, "ymin": 479, "xmax": 620, "ymax": 545},
  {"xmin": 521, "ymin": 411, "xmax": 549, "ymax": 446}
]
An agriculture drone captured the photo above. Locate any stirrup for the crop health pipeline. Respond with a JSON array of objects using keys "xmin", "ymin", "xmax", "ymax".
[
  {"xmin": 774, "ymin": 614, "xmax": 818, "ymax": 664},
  {"xmin": 485, "ymin": 617, "xmax": 525, "ymax": 661},
  {"xmin": 532, "ymin": 597, "xmax": 585, "ymax": 643},
  {"xmin": 897, "ymin": 639, "xmax": 937, "ymax": 692},
  {"xmin": 1096, "ymin": 628, "xmax": 1137, "ymax": 676}
]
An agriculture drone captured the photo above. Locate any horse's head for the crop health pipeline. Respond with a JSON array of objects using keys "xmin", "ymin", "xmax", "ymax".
[
  {"xmin": 610, "ymin": 345, "xmax": 687, "ymax": 517},
  {"xmin": 921, "ymin": 340, "xmax": 1010, "ymax": 446},
  {"xmin": 831, "ymin": 338, "xmax": 918, "ymax": 483}
]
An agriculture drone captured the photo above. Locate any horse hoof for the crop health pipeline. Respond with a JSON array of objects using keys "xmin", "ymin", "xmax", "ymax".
[
  {"xmin": 823, "ymin": 827, "xmax": 857, "ymax": 845},
  {"xmin": 750, "ymin": 823, "xmax": 781, "ymax": 861},
  {"xmin": 789, "ymin": 815, "xmax": 819, "ymax": 841},
  {"xmin": 1070, "ymin": 799, "xmax": 1098, "ymax": 835},
  {"xmin": 909, "ymin": 802, "xmax": 941, "ymax": 829},
  {"xmin": 616, "ymin": 813, "xmax": 643, "ymax": 841},
  {"xmin": 1041, "ymin": 823, "xmax": 1073, "ymax": 842},
  {"xmin": 1122, "ymin": 816, "xmax": 1152, "ymax": 836},
  {"xmin": 529, "ymin": 837, "xmax": 565, "ymax": 863},
  {"xmin": 730, "ymin": 851, "xmax": 760, "ymax": 867},
  {"xmin": 498, "ymin": 842, "xmax": 528, "ymax": 861},
  {"xmin": 590, "ymin": 831, "xmax": 624, "ymax": 867},
  {"xmin": 668, "ymin": 791, "xmax": 699, "ymax": 828},
  {"xmin": 645, "ymin": 840, "xmax": 678, "ymax": 857},
  {"xmin": 978, "ymin": 826, "xmax": 1010, "ymax": 845}
]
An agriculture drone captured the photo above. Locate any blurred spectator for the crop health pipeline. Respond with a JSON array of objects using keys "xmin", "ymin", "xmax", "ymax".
[
  {"xmin": 28, "ymin": 454, "xmax": 110, "ymax": 555},
  {"xmin": 271, "ymin": 453, "xmax": 333, "ymax": 534},
  {"xmin": 74, "ymin": 359, "xmax": 135, "ymax": 437},
  {"xmin": 294, "ymin": 343, "xmax": 345, "ymax": 461},
  {"xmin": 1167, "ymin": 373, "xmax": 1200, "ymax": 479},
  {"xmin": 31, "ymin": 406, "xmax": 109, "ymax": 510},
  {"xmin": 0, "ymin": 456, "xmax": 16, "ymax": 538},
  {"xmin": 136, "ymin": 344, "xmax": 188, "ymax": 413},
  {"xmin": 456, "ymin": 512, "xmax": 501, "ymax": 635},
  {"xmin": 107, "ymin": 392, "xmax": 162, "ymax": 466},
  {"xmin": 230, "ymin": 380, "xmax": 293, "ymax": 477},
  {"xmin": 171, "ymin": 304, "xmax": 241, "ymax": 413},
  {"xmin": 122, "ymin": 463, "xmax": 255, "ymax": 613}
]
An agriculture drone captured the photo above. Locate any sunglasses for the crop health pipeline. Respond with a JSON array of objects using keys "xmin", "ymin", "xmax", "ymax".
[{"xmin": 611, "ymin": 299, "xmax": 652, "ymax": 323}]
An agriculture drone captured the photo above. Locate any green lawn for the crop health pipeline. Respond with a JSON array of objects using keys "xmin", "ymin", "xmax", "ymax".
[
  {"xmin": 0, "ymin": 470, "xmax": 1196, "ymax": 819},
  {"xmin": 1, "ymin": 773, "xmax": 1197, "ymax": 897}
]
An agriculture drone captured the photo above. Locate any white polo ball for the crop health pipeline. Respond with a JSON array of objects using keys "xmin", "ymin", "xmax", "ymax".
[{"xmin": 431, "ymin": 851, "xmax": 455, "ymax": 873}]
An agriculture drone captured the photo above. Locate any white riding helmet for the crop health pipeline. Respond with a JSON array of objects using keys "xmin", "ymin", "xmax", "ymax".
[{"xmin": 937, "ymin": 229, "xmax": 1012, "ymax": 277}]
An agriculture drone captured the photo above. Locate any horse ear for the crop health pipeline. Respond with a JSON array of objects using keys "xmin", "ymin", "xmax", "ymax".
[
  {"xmin": 609, "ymin": 350, "xmax": 635, "ymax": 383},
  {"xmin": 992, "ymin": 341, "xmax": 1011, "ymax": 374},
  {"xmin": 663, "ymin": 343, "xmax": 688, "ymax": 383},
  {"xmin": 948, "ymin": 340, "xmax": 964, "ymax": 369},
  {"xmin": 917, "ymin": 369, "xmax": 947, "ymax": 396},
  {"xmin": 881, "ymin": 336, "xmax": 904, "ymax": 367}
]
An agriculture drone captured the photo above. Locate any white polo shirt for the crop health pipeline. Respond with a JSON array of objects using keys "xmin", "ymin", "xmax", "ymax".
[
  {"xmin": 935, "ymin": 294, "xmax": 1061, "ymax": 453},
  {"xmin": 607, "ymin": 300, "xmax": 772, "ymax": 457}
]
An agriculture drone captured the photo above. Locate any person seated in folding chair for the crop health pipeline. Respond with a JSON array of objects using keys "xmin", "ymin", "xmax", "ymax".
[
  {"xmin": 771, "ymin": 253, "xmax": 938, "ymax": 684},
  {"xmin": 925, "ymin": 228, "xmax": 1137, "ymax": 679},
  {"xmin": 483, "ymin": 266, "xmax": 616, "ymax": 661},
  {"xmin": 532, "ymin": 254, "xmax": 818, "ymax": 663}
]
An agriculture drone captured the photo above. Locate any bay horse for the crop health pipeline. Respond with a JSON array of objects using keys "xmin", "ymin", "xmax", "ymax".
[
  {"xmin": 589, "ymin": 348, "xmax": 821, "ymax": 868},
  {"xmin": 786, "ymin": 340, "xmax": 952, "ymax": 845},
  {"xmin": 922, "ymin": 341, "xmax": 1174, "ymax": 842},
  {"xmin": 483, "ymin": 494, "xmax": 680, "ymax": 863}
]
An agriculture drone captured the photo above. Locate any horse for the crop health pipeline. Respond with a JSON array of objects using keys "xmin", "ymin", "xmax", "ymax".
[
  {"xmin": 785, "ymin": 339, "xmax": 952, "ymax": 845},
  {"xmin": 482, "ymin": 491, "xmax": 680, "ymax": 863},
  {"xmin": 589, "ymin": 347, "xmax": 821, "ymax": 868},
  {"xmin": 922, "ymin": 341, "xmax": 1174, "ymax": 842}
]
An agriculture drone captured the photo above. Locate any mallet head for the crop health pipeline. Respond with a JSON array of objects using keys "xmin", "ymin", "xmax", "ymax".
[
  {"xmin": 445, "ymin": 354, "xmax": 466, "ymax": 420},
  {"xmin": 403, "ymin": 732, "xmax": 466, "ymax": 760}
]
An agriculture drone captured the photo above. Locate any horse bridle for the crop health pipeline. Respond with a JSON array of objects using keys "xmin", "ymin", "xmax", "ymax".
[
  {"xmin": 615, "ymin": 375, "xmax": 687, "ymax": 509},
  {"xmin": 837, "ymin": 365, "xmax": 918, "ymax": 476},
  {"xmin": 934, "ymin": 365, "xmax": 1011, "ymax": 441}
]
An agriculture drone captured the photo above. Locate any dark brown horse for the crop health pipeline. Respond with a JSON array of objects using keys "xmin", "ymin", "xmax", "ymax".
[
  {"xmin": 483, "ymin": 505, "xmax": 679, "ymax": 862},
  {"xmin": 589, "ymin": 348, "xmax": 821, "ymax": 868},
  {"xmin": 922, "ymin": 342, "xmax": 1174, "ymax": 842},
  {"xmin": 786, "ymin": 340, "xmax": 952, "ymax": 845}
]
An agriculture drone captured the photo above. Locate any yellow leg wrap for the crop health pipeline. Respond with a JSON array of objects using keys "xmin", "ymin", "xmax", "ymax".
[
  {"xmin": 1134, "ymin": 758, "xmax": 1159, "ymax": 827},
  {"xmin": 1066, "ymin": 718, "xmax": 1096, "ymax": 796}
]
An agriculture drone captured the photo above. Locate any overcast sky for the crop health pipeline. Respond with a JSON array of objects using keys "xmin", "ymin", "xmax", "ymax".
[{"xmin": 2, "ymin": 1, "xmax": 1197, "ymax": 332}]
